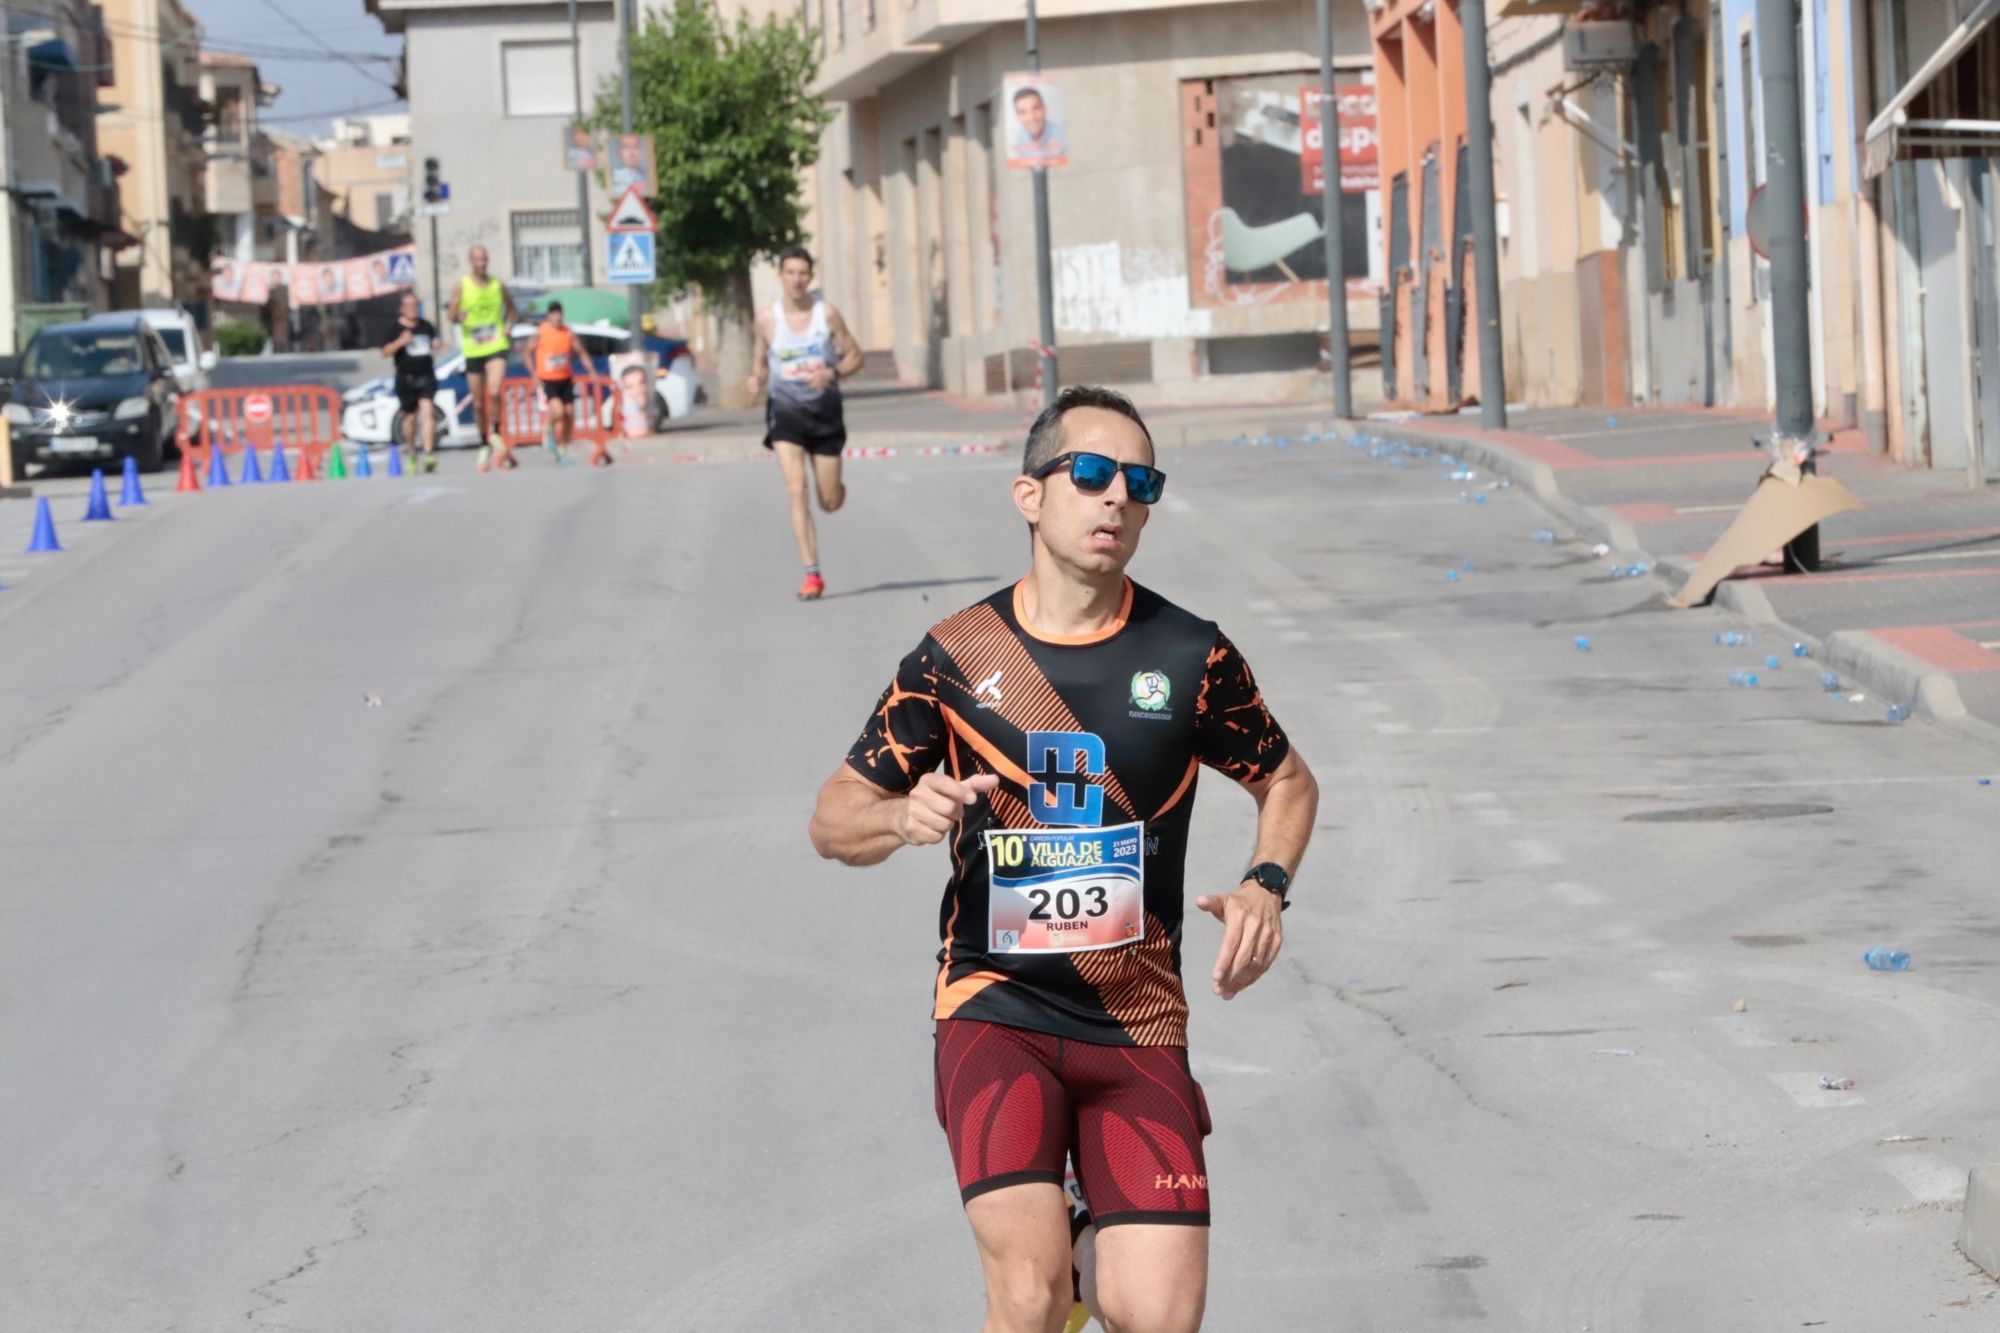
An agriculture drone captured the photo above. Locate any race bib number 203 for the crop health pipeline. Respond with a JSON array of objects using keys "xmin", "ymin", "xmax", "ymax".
[{"xmin": 985, "ymin": 822, "xmax": 1144, "ymax": 954}]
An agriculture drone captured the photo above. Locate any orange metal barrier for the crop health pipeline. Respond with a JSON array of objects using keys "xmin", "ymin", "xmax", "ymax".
[
  {"xmin": 176, "ymin": 386, "xmax": 343, "ymax": 474},
  {"xmin": 497, "ymin": 375, "xmax": 615, "ymax": 452}
]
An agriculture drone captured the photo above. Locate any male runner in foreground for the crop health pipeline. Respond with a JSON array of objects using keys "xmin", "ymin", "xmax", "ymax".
[
  {"xmin": 746, "ymin": 245, "xmax": 863, "ymax": 601},
  {"xmin": 809, "ymin": 386, "xmax": 1320, "ymax": 1332},
  {"xmin": 446, "ymin": 244, "xmax": 520, "ymax": 471}
]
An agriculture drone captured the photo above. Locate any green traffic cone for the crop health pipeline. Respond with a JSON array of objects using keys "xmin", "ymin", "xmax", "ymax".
[{"xmin": 326, "ymin": 443, "xmax": 348, "ymax": 479}]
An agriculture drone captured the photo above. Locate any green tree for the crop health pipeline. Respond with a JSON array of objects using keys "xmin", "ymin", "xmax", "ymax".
[{"xmin": 596, "ymin": 1, "xmax": 832, "ymax": 410}]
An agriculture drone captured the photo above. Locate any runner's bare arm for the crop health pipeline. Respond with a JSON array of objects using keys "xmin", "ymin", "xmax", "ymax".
[
  {"xmin": 1196, "ymin": 747, "xmax": 1318, "ymax": 1000},
  {"xmin": 810, "ymin": 768, "xmax": 999, "ymax": 867},
  {"xmin": 745, "ymin": 312, "xmax": 772, "ymax": 396},
  {"xmin": 446, "ymin": 287, "xmax": 462, "ymax": 323},
  {"xmin": 380, "ymin": 328, "xmax": 411, "ymax": 357},
  {"xmin": 825, "ymin": 306, "xmax": 865, "ymax": 377},
  {"xmin": 503, "ymin": 286, "xmax": 521, "ymax": 325}
]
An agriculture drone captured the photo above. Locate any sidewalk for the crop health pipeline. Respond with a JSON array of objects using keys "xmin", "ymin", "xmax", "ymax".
[{"xmin": 1351, "ymin": 406, "xmax": 2000, "ymax": 735}]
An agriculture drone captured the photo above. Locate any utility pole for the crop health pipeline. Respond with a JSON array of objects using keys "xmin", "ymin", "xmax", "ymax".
[
  {"xmin": 1459, "ymin": 0, "xmax": 1507, "ymax": 429},
  {"xmin": 1316, "ymin": 0, "xmax": 1352, "ymax": 419},
  {"xmin": 1755, "ymin": 0, "xmax": 1818, "ymax": 570},
  {"xmin": 569, "ymin": 0, "xmax": 593, "ymax": 285},
  {"xmin": 1027, "ymin": 0, "xmax": 1056, "ymax": 409},
  {"xmin": 429, "ymin": 215, "xmax": 442, "ymax": 324},
  {"xmin": 621, "ymin": 0, "xmax": 643, "ymax": 336}
]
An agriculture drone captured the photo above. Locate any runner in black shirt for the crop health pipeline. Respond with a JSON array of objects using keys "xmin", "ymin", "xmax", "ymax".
[
  {"xmin": 381, "ymin": 291, "xmax": 440, "ymax": 473},
  {"xmin": 811, "ymin": 386, "xmax": 1320, "ymax": 1333}
]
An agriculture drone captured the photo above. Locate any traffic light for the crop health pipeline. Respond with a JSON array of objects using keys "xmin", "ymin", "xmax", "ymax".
[{"xmin": 422, "ymin": 157, "xmax": 442, "ymax": 204}]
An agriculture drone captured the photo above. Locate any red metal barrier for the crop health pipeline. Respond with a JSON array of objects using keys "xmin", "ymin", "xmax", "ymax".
[
  {"xmin": 497, "ymin": 376, "xmax": 615, "ymax": 454},
  {"xmin": 176, "ymin": 386, "xmax": 343, "ymax": 476}
]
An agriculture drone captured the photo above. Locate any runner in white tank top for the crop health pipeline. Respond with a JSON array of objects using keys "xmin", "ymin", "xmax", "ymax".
[{"xmin": 747, "ymin": 245, "xmax": 866, "ymax": 601}]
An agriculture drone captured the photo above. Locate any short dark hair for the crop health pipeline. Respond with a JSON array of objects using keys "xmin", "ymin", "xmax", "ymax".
[
  {"xmin": 1013, "ymin": 85, "xmax": 1043, "ymax": 108},
  {"xmin": 778, "ymin": 244, "xmax": 815, "ymax": 270},
  {"xmin": 1022, "ymin": 386, "xmax": 1154, "ymax": 475},
  {"xmin": 547, "ymin": 300, "xmax": 564, "ymax": 314}
]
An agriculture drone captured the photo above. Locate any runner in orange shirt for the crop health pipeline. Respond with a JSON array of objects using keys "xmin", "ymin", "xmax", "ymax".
[{"xmin": 526, "ymin": 302, "xmax": 581, "ymax": 466}]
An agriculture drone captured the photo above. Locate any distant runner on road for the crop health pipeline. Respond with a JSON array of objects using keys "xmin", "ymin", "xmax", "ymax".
[
  {"xmin": 446, "ymin": 244, "xmax": 520, "ymax": 472},
  {"xmin": 381, "ymin": 291, "xmax": 439, "ymax": 473},
  {"xmin": 747, "ymin": 245, "xmax": 863, "ymax": 601},
  {"xmin": 809, "ymin": 386, "xmax": 1321, "ymax": 1333},
  {"xmin": 526, "ymin": 301, "xmax": 579, "ymax": 466}
]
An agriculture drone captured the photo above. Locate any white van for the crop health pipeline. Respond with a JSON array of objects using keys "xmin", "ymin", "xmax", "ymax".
[{"xmin": 133, "ymin": 307, "xmax": 219, "ymax": 395}]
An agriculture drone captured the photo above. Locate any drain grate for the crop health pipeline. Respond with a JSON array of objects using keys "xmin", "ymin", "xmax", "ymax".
[{"xmin": 1625, "ymin": 803, "xmax": 1834, "ymax": 823}]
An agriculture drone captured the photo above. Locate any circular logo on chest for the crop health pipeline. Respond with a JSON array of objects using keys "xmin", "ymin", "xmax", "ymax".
[{"xmin": 1130, "ymin": 670, "xmax": 1172, "ymax": 712}]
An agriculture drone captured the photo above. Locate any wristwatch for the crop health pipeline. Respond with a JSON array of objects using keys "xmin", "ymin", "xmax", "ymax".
[{"xmin": 1244, "ymin": 862, "xmax": 1291, "ymax": 910}]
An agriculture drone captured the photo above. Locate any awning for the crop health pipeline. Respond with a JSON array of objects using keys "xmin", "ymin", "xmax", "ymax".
[
  {"xmin": 26, "ymin": 38, "xmax": 77, "ymax": 72},
  {"xmin": 1862, "ymin": 0, "xmax": 2000, "ymax": 179}
]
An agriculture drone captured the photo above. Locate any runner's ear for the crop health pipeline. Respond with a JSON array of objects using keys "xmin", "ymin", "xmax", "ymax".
[{"xmin": 1012, "ymin": 473, "xmax": 1043, "ymax": 529}]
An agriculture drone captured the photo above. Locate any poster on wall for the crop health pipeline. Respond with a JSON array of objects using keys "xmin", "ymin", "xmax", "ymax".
[
  {"xmin": 1181, "ymin": 71, "xmax": 1376, "ymax": 308},
  {"xmin": 1003, "ymin": 74, "xmax": 1067, "ymax": 169},
  {"xmin": 211, "ymin": 259, "xmax": 244, "ymax": 302},
  {"xmin": 239, "ymin": 263, "xmax": 271, "ymax": 306},
  {"xmin": 1299, "ymin": 86, "xmax": 1380, "ymax": 194}
]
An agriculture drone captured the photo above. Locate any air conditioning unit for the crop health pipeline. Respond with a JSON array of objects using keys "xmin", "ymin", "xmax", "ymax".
[{"xmin": 1564, "ymin": 19, "xmax": 1640, "ymax": 68}]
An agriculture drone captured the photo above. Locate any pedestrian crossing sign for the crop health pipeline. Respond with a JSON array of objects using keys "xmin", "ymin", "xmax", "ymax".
[
  {"xmin": 608, "ymin": 231, "xmax": 656, "ymax": 285},
  {"xmin": 385, "ymin": 250, "xmax": 417, "ymax": 285}
]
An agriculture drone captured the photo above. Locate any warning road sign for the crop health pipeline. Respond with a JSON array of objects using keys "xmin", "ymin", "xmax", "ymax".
[
  {"xmin": 608, "ymin": 231, "xmax": 656, "ymax": 285},
  {"xmin": 606, "ymin": 185, "xmax": 657, "ymax": 233}
]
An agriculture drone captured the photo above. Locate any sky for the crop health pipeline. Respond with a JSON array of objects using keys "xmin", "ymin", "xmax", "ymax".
[{"xmin": 184, "ymin": 0, "xmax": 407, "ymax": 140}]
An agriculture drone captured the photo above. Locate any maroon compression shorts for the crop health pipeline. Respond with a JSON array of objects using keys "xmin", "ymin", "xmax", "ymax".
[{"xmin": 933, "ymin": 1018, "xmax": 1213, "ymax": 1227}]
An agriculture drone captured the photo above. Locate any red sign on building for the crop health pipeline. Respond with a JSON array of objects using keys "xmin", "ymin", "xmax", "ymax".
[{"xmin": 1300, "ymin": 86, "xmax": 1379, "ymax": 194}]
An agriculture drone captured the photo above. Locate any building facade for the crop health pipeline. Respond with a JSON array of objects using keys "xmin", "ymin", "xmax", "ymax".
[
  {"xmin": 99, "ymin": 0, "xmax": 209, "ymax": 312},
  {"xmin": 1379, "ymin": 0, "xmax": 1999, "ymax": 483},
  {"xmin": 369, "ymin": 0, "xmax": 621, "ymax": 312},
  {"xmin": 0, "ymin": 0, "xmax": 127, "ymax": 346},
  {"xmin": 314, "ymin": 115, "xmax": 415, "ymax": 234},
  {"xmin": 790, "ymin": 0, "xmax": 1380, "ymax": 403}
]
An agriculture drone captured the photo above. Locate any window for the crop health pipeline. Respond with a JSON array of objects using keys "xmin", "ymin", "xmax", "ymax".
[
  {"xmin": 374, "ymin": 192, "xmax": 396, "ymax": 229},
  {"xmin": 502, "ymin": 41, "xmax": 573, "ymax": 118},
  {"xmin": 512, "ymin": 208, "xmax": 585, "ymax": 283}
]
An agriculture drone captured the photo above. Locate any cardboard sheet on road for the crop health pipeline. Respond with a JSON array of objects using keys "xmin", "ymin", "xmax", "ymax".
[{"xmin": 1669, "ymin": 471, "xmax": 1864, "ymax": 608}]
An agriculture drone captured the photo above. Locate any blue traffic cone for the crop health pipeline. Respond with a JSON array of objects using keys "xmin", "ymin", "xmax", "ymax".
[
  {"xmin": 386, "ymin": 444, "xmax": 404, "ymax": 477},
  {"xmin": 120, "ymin": 454, "xmax": 148, "ymax": 506},
  {"xmin": 354, "ymin": 444, "xmax": 373, "ymax": 478},
  {"xmin": 207, "ymin": 445, "xmax": 233, "ymax": 487},
  {"xmin": 241, "ymin": 444, "xmax": 264, "ymax": 484},
  {"xmin": 268, "ymin": 442, "xmax": 291, "ymax": 482},
  {"xmin": 83, "ymin": 468, "xmax": 114, "ymax": 521},
  {"xmin": 26, "ymin": 496, "xmax": 61, "ymax": 552}
]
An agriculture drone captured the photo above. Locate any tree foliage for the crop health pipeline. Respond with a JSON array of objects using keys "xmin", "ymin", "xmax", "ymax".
[{"xmin": 594, "ymin": 1, "xmax": 832, "ymax": 295}]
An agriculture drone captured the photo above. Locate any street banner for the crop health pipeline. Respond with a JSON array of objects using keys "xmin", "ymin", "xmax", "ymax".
[
  {"xmin": 608, "ymin": 133, "xmax": 656, "ymax": 197},
  {"xmin": 211, "ymin": 258, "xmax": 244, "ymax": 302},
  {"xmin": 1299, "ymin": 85, "xmax": 1379, "ymax": 194},
  {"xmin": 1004, "ymin": 74, "xmax": 1067, "ymax": 169},
  {"xmin": 211, "ymin": 244, "xmax": 417, "ymax": 306},
  {"xmin": 566, "ymin": 122, "xmax": 602, "ymax": 173}
]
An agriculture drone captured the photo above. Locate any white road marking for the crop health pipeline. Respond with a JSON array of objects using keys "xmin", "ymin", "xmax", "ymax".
[
  {"xmin": 1768, "ymin": 1071, "xmax": 1867, "ymax": 1108},
  {"xmin": 1713, "ymin": 1017, "xmax": 1778, "ymax": 1048},
  {"xmin": 1511, "ymin": 837, "xmax": 1566, "ymax": 867},
  {"xmin": 1675, "ymin": 503, "xmax": 1747, "ymax": 515},
  {"xmin": 1880, "ymin": 1153, "xmax": 1966, "ymax": 1205}
]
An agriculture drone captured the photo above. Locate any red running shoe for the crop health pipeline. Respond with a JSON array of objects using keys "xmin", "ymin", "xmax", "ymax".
[{"xmin": 797, "ymin": 572, "xmax": 825, "ymax": 601}]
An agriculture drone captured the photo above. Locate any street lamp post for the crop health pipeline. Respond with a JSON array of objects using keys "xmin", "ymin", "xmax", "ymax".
[
  {"xmin": 1316, "ymin": 0, "xmax": 1352, "ymax": 420},
  {"xmin": 1027, "ymin": 0, "xmax": 1056, "ymax": 409},
  {"xmin": 569, "ymin": 0, "xmax": 593, "ymax": 285}
]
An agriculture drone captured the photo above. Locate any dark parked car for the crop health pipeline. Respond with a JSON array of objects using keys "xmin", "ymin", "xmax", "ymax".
[{"xmin": 0, "ymin": 314, "xmax": 181, "ymax": 472}]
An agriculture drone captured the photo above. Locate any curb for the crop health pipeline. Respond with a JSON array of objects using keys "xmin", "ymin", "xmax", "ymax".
[{"xmin": 1338, "ymin": 416, "xmax": 2000, "ymax": 747}]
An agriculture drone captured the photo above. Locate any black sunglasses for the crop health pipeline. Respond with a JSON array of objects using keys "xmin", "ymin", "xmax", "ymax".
[{"xmin": 1030, "ymin": 451, "xmax": 1167, "ymax": 505}]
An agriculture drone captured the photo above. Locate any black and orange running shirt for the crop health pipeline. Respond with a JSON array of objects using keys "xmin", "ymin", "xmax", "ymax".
[{"xmin": 845, "ymin": 578, "xmax": 1289, "ymax": 1048}]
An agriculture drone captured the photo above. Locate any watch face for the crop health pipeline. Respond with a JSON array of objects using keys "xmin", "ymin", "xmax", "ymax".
[{"xmin": 1254, "ymin": 864, "xmax": 1288, "ymax": 893}]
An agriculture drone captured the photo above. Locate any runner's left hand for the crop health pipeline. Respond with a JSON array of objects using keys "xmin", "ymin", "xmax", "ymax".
[
  {"xmin": 1195, "ymin": 882, "xmax": 1283, "ymax": 1000},
  {"xmin": 805, "ymin": 366, "xmax": 835, "ymax": 391}
]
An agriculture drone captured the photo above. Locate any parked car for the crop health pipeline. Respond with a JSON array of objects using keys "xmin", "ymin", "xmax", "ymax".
[
  {"xmin": 134, "ymin": 306, "xmax": 217, "ymax": 395},
  {"xmin": 339, "ymin": 321, "xmax": 700, "ymax": 448},
  {"xmin": 0, "ymin": 313, "xmax": 181, "ymax": 471}
]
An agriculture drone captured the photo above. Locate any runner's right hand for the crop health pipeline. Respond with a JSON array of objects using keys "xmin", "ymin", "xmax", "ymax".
[{"xmin": 898, "ymin": 773, "xmax": 999, "ymax": 846}]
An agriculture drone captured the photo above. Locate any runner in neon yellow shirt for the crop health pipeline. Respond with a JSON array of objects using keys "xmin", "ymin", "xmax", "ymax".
[{"xmin": 445, "ymin": 244, "xmax": 521, "ymax": 471}]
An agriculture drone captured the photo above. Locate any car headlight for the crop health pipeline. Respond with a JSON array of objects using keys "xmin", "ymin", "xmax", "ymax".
[
  {"xmin": 114, "ymin": 396, "xmax": 150, "ymax": 420},
  {"xmin": 3, "ymin": 403, "xmax": 30, "ymax": 426}
]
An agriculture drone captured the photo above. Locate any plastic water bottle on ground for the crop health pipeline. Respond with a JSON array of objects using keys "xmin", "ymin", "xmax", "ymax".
[
  {"xmin": 1863, "ymin": 947, "xmax": 1911, "ymax": 972},
  {"xmin": 1715, "ymin": 631, "xmax": 1750, "ymax": 647},
  {"xmin": 1729, "ymin": 670, "xmax": 1760, "ymax": 688},
  {"xmin": 1573, "ymin": 637, "xmax": 1591, "ymax": 652},
  {"xmin": 1765, "ymin": 654, "xmax": 1780, "ymax": 670},
  {"xmin": 1531, "ymin": 530, "xmax": 1557, "ymax": 543},
  {"xmin": 1792, "ymin": 642, "xmax": 1811, "ymax": 658},
  {"xmin": 1886, "ymin": 703, "xmax": 1911, "ymax": 723},
  {"xmin": 1445, "ymin": 568, "xmax": 1459, "ymax": 582},
  {"xmin": 1820, "ymin": 672, "xmax": 1841, "ymax": 692}
]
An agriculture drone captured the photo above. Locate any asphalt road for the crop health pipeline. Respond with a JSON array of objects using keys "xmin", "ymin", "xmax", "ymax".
[{"xmin": 1, "ymin": 432, "xmax": 1996, "ymax": 1329}]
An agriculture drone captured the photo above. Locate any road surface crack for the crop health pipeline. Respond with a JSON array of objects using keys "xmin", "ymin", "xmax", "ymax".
[{"xmin": 1290, "ymin": 956, "xmax": 1512, "ymax": 1121}]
